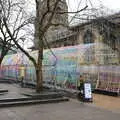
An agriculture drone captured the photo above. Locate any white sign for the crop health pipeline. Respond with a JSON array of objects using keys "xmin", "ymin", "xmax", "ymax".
[{"xmin": 84, "ymin": 83, "xmax": 92, "ymax": 99}]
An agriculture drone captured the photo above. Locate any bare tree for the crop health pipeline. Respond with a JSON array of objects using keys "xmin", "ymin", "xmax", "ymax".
[
  {"xmin": 0, "ymin": 0, "xmax": 34, "ymax": 65},
  {"xmin": 0, "ymin": 22, "xmax": 14, "ymax": 65},
  {"xmin": 1, "ymin": 0, "xmax": 87, "ymax": 92}
]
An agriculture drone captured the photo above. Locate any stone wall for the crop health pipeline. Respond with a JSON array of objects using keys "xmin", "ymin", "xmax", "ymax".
[{"xmin": 34, "ymin": 0, "xmax": 68, "ymax": 49}]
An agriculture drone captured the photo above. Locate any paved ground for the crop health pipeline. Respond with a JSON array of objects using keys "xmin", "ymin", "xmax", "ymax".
[
  {"xmin": 0, "ymin": 83, "xmax": 34, "ymax": 99},
  {"xmin": 0, "ymin": 100, "xmax": 120, "ymax": 120},
  {"xmin": 93, "ymin": 94, "xmax": 120, "ymax": 112},
  {"xmin": 0, "ymin": 83, "xmax": 119, "ymax": 120}
]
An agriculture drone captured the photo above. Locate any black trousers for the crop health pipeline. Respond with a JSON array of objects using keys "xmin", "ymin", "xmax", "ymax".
[
  {"xmin": 21, "ymin": 77, "xmax": 24, "ymax": 87},
  {"xmin": 77, "ymin": 83, "xmax": 84, "ymax": 91}
]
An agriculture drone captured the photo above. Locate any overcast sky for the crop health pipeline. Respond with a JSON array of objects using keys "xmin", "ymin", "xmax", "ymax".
[
  {"xmin": 100, "ymin": 0, "xmax": 120, "ymax": 10},
  {"xmin": 27, "ymin": 0, "xmax": 120, "ymax": 12},
  {"xmin": 66, "ymin": 0, "xmax": 120, "ymax": 12}
]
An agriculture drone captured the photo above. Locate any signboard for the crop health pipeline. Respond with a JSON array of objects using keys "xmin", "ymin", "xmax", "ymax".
[{"xmin": 84, "ymin": 83, "xmax": 92, "ymax": 99}]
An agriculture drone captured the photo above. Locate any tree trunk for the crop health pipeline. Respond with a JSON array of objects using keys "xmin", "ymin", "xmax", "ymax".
[
  {"xmin": 118, "ymin": 51, "xmax": 120, "ymax": 64},
  {"xmin": 36, "ymin": 65, "xmax": 43, "ymax": 92},
  {"xmin": 0, "ymin": 51, "xmax": 6, "ymax": 66},
  {"xmin": 35, "ymin": 47, "xmax": 43, "ymax": 92},
  {"xmin": 0, "ymin": 54, "xmax": 5, "ymax": 79},
  {"xmin": 0, "ymin": 48, "xmax": 7, "ymax": 66},
  {"xmin": 0, "ymin": 57, "xmax": 3, "ymax": 66}
]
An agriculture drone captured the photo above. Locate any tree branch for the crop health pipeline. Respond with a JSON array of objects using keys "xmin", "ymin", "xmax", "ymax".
[
  {"xmin": 39, "ymin": 0, "xmax": 51, "ymax": 25},
  {"xmin": 41, "ymin": 0, "xmax": 61, "ymax": 36},
  {"xmin": 3, "ymin": 17, "xmax": 37, "ymax": 66},
  {"xmin": 50, "ymin": 22, "xmax": 69, "ymax": 28},
  {"xmin": 54, "ymin": 5, "xmax": 88, "ymax": 14}
]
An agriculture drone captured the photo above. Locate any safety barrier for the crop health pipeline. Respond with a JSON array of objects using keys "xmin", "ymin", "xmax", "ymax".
[{"xmin": 0, "ymin": 65, "xmax": 119, "ymax": 94}]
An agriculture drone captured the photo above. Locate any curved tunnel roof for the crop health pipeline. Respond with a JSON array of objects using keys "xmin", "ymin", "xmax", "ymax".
[{"xmin": 1, "ymin": 43, "xmax": 118, "ymax": 66}]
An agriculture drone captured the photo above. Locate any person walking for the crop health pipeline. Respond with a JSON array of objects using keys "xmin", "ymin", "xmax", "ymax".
[
  {"xmin": 77, "ymin": 75, "xmax": 85, "ymax": 100},
  {"xmin": 20, "ymin": 65, "xmax": 25, "ymax": 87},
  {"xmin": 77, "ymin": 75, "xmax": 85, "ymax": 91}
]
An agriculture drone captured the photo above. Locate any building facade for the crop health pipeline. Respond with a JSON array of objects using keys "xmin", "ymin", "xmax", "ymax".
[
  {"xmin": 33, "ymin": 1, "xmax": 120, "ymax": 65},
  {"xmin": 34, "ymin": 0, "xmax": 68, "ymax": 49},
  {"xmin": 48, "ymin": 17, "xmax": 120, "ymax": 65}
]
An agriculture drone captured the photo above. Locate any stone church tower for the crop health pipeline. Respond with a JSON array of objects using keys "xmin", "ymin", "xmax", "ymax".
[{"xmin": 34, "ymin": 0, "xmax": 68, "ymax": 49}]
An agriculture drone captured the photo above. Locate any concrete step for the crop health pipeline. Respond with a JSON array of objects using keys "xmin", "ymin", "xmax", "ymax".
[
  {"xmin": 0, "ymin": 92, "xmax": 7, "ymax": 95},
  {"xmin": 0, "ymin": 92, "xmax": 67, "ymax": 104},
  {"xmin": 0, "ymin": 97, "xmax": 34, "ymax": 103},
  {"xmin": 0, "ymin": 97, "xmax": 69, "ymax": 107},
  {"xmin": 0, "ymin": 89, "xmax": 8, "ymax": 93},
  {"xmin": 0, "ymin": 94, "xmax": 64, "ymax": 103},
  {"xmin": 22, "ymin": 92, "xmax": 64, "ymax": 99},
  {"xmin": 94, "ymin": 89, "xmax": 119, "ymax": 96}
]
